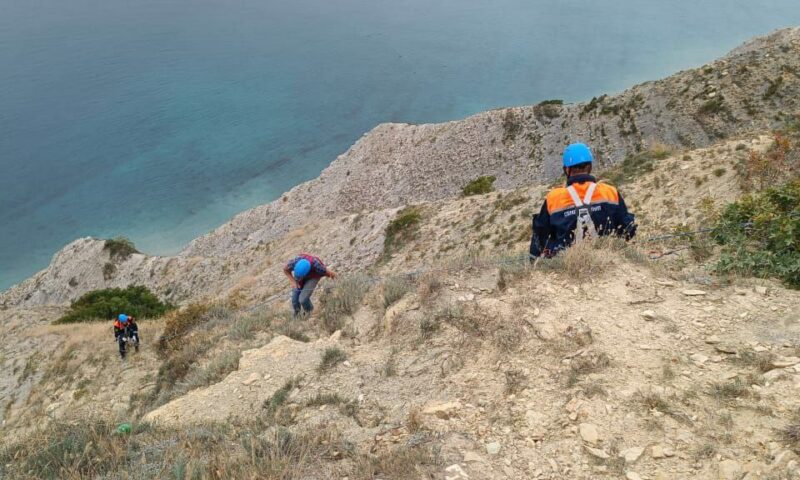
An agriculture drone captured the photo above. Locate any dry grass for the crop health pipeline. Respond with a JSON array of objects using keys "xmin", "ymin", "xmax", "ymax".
[
  {"xmin": 318, "ymin": 347, "xmax": 347, "ymax": 373},
  {"xmin": 318, "ymin": 276, "xmax": 369, "ymax": 334},
  {"xmin": 382, "ymin": 277, "xmax": 412, "ymax": 309},
  {"xmin": 0, "ymin": 417, "xmax": 439, "ymax": 480}
]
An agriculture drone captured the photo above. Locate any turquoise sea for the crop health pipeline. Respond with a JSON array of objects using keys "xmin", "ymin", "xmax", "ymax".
[{"xmin": 2, "ymin": 0, "xmax": 799, "ymax": 290}]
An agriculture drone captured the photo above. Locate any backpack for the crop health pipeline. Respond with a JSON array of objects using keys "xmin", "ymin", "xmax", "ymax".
[{"xmin": 566, "ymin": 183, "xmax": 598, "ymax": 243}]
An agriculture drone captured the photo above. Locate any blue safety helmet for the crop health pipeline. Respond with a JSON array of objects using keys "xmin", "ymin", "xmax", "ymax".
[
  {"xmin": 293, "ymin": 259, "xmax": 312, "ymax": 279},
  {"xmin": 562, "ymin": 143, "xmax": 594, "ymax": 168},
  {"xmin": 118, "ymin": 314, "xmax": 128, "ymax": 323}
]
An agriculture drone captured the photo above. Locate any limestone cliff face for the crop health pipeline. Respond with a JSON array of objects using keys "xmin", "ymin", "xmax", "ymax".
[{"xmin": 1, "ymin": 27, "xmax": 798, "ymax": 309}]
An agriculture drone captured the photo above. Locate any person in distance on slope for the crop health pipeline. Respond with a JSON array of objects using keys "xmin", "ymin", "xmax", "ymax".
[
  {"xmin": 529, "ymin": 143, "xmax": 636, "ymax": 259},
  {"xmin": 113, "ymin": 314, "xmax": 140, "ymax": 360},
  {"xmin": 283, "ymin": 253, "xmax": 337, "ymax": 317}
]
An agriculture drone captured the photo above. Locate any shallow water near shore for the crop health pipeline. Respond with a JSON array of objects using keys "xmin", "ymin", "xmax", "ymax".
[{"xmin": 1, "ymin": 0, "xmax": 799, "ymax": 289}]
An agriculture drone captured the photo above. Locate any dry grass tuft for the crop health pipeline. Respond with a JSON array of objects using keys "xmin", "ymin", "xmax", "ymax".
[
  {"xmin": 318, "ymin": 347, "xmax": 347, "ymax": 373},
  {"xmin": 318, "ymin": 276, "xmax": 369, "ymax": 334}
]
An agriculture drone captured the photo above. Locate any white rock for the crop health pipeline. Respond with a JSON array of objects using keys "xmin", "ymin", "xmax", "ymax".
[
  {"xmin": 486, "ymin": 442, "xmax": 501, "ymax": 455},
  {"xmin": 241, "ymin": 372, "xmax": 260, "ymax": 386},
  {"xmin": 772, "ymin": 356, "xmax": 800, "ymax": 368},
  {"xmin": 754, "ymin": 286, "xmax": 768, "ymax": 295},
  {"xmin": 626, "ymin": 472, "xmax": 643, "ymax": 480},
  {"xmin": 579, "ymin": 423, "xmax": 599, "ymax": 444},
  {"xmin": 444, "ymin": 464, "xmax": 470, "ymax": 480},
  {"xmin": 705, "ymin": 335, "xmax": 721, "ymax": 344},
  {"xmin": 682, "ymin": 289, "xmax": 707, "ymax": 296},
  {"xmin": 640, "ymin": 310, "xmax": 657, "ymax": 320},
  {"xmin": 463, "ymin": 452, "xmax": 483, "ymax": 463},
  {"xmin": 652, "ymin": 444, "xmax": 666, "ymax": 459},
  {"xmin": 620, "ymin": 446, "xmax": 645, "ymax": 463},
  {"xmin": 690, "ymin": 353, "xmax": 709, "ymax": 364}
]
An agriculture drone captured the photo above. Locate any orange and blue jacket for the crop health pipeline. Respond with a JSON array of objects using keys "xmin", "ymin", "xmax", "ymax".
[
  {"xmin": 529, "ymin": 174, "xmax": 636, "ymax": 258},
  {"xmin": 113, "ymin": 319, "xmax": 138, "ymax": 340}
]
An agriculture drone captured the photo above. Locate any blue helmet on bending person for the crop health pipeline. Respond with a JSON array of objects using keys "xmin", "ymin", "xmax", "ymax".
[
  {"xmin": 293, "ymin": 259, "xmax": 312, "ymax": 279},
  {"xmin": 118, "ymin": 314, "xmax": 128, "ymax": 324}
]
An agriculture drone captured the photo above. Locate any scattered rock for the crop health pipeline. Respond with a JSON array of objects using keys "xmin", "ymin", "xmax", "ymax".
[
  {"xmin": 754, "ymin": 286, "xmax": 768, "ymax": 295},
  {"xmin": 463, "ymin": 451, "xmax": 483, "ymax": 463},
  {"xmin": 705, "ymin": 335, "xmax": 721, "ymax": 344},
  {"xmin": 771, "ymin": 356, "xmax": 800, "ymax": 368},
  {"xmin": 652, "ymin": 444, "xmax": 666, "ymax": 459},
  {"xmin": 640, "ymin": 310, "xmax": 657, "ymax": 320},
  {"xmin": 715, "ymin": 344, "xmax": 738, "ymax": 354},
  {"xmin": 682, "ymin": 289, "xmax": 707, "ymax": 296},
  {"xmin": 579, "ymin": 423, "xmax": 599, "ymax": 444},
  {"xmin": 620, "ymin": 446, "xmax": 645, "ymax": 464},
  {"xmin": 690, "ymin": 353, "xmax": 709, "ymax": 365},
  {"xmin": 486, "ymin": 442, "xmax": 501, "ymax": 455},
  {"xmin": 719, "ymin": 459, "xmax": 743, "ymax": 480},
  {"xmin": 422, "ymin": 401, "xmax": 462, "ymax": 420},
  {"xmin": 584, "ymin": 446, "xmax": 610, "ymax": 459},
  {"xmin": 445, "ymin": 464, "xmax": 470, "ymax": 480},
  {"xmin": 626, "ymin": 472, "xmax": 643, "ymax": 480},
  {"xmin": 241, "ymin": 372, "xmax": 260, "ymax": 386}
]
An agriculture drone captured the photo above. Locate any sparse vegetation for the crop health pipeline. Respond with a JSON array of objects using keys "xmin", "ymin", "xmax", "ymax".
[
  {"xmin": 698, "ymin": 95, "xmax": 725, "ymax": 115},
  {"xmin": 103, "ymin": 236, "xmax": 138, "ymax": 260},
  {"xmin": 708, "ymin": 379, "xmax": 749, "ymax": 402},
  {"xmin": 306, "ymin": 392, "xmax": 345, "ymax": 407},
  {"xmin": 55, "ymin": 285, "xmax": 173, "ymax": 324},
  {"xmin": 384, "ymin": 206, "xmax": 423, "ymax": 256},
  {"xmin": 713, "ymin": 178, "xmax": 800, "ymax": 287},
  {"xmin": 602, "ymin": 145, "xmax": 672, "ymax": 186},
  {"xmin": 318, "ymin": 347, "xmax": 347, "ymax": 373},
  {"xmin": 462, "ymin": 175, "xmax": 496, "ymax": 197},
  {"xmin": 502, "ymin": 109, "xmax": 523, "ymax": 143},
  {"xmin": 382, "ymin": 277, "xmax": 412, "ymax": 308},
  {"xmin": 318, "ymin": 275, "xmax": 369, "ymax": 333},
  {"xmin": 0, "ymin": 418, "xmax": 439, "ymax": 480}
]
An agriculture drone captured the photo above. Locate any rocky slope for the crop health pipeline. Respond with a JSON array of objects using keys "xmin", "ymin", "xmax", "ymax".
[
  {"xmin": 1, "ymin": 28, "xmax": 800, "ymax": 480},
  {"xmin": 1, "ymin": 27, "xmax": 799, "ymax": 310}
]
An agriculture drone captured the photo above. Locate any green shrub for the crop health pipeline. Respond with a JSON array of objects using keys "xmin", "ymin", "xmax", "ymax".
[
  {"xmin": 384, "ymin": 206, "xmax": 422, "ymax": 255},
  {"xmin": 502, "ymin": 109, "xmax": 523, "ymax": 143},
  {"xmin": 713, "ymin": 178, "xmax": 800, "ymax": 287},
  {"xmin": 104, "ymin": 236, "xmax": 138, "ymax": 260},
  {"xmin": 462, "ymin": 176, "xmax": 496, "ymax": 196},
  {"xmin": 698, "ymin": 95, "xmax": 725, "ymax": 115},
  {"xmin": 55, "ymin": 285, "xmax": 173, "ymax": 324}
]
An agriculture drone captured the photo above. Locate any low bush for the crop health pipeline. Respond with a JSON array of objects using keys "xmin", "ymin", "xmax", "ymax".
[
  {"xmin": 713, "ymin": 178, "xmax": 800, "ymax": 288},
  {"xmin": 384, "ymin": 206, "xmax": 423, "ymax": 255},
  {"xmin": 462, "ymin": 176, "xmax": 496, "ymax": 196},
  {"xmin": 103, "ymin": 236, "xmax": 138, "ymax": 260},
  {"xmin": 55, "ymin": 285, "xmax": 173, "ymax": 324}
]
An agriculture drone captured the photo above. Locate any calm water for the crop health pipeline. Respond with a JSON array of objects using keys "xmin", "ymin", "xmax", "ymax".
[{"xmin": 1, "ymin": 0, "xmax": 799, "ymax": 290}]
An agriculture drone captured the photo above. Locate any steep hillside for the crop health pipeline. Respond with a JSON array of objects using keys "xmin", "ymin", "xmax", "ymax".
[
  {"xmin": 1, "ymin": 27, "xmax": 800, "ymax": 480},
  {"xmin": 1, "ymin": 27, "xmax": 798, "ymax": 310}
]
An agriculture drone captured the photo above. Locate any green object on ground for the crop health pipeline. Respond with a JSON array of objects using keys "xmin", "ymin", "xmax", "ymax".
[{"xmin": 116, "ymin": 423, "xmax": 132, "ymax": 434}]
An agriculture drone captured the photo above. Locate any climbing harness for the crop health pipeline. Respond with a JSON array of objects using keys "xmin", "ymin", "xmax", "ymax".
[{"xmin": 566, "ymin": 182, "xmax": 598, "ymax": 242}]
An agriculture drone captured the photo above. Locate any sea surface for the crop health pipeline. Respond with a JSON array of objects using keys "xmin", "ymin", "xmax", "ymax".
[{"xmin": 2, "ymin": 0, "xmax": 799, "ymax": 290}]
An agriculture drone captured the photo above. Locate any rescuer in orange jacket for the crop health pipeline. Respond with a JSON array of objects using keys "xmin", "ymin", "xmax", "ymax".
[{"xmin": 529, "ymin": 143, "xmax": 636, "ymax": 259}]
